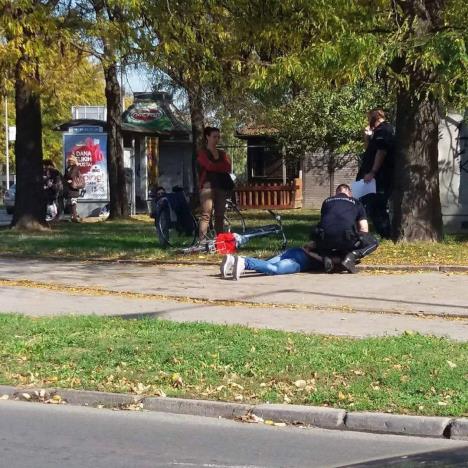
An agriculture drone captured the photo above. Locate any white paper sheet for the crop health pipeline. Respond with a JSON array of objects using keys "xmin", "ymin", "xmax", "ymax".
[{"xmin": 352, "ymin": 179, "xmax": 376, "ymax": 199}]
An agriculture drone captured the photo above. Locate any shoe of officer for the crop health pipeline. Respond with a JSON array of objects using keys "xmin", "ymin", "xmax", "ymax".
[
  {"xmin": 323, "ymin": 256, "xmax": 334, "ymax": 273},
  {"xmin": 220, "ymin": 254, "xmax": 235, "ymax": 278},
  {"xmin": 341, "ymin": 252, "xmax": 359, "ymax": 274},
  {"xmin": 232, "ymin": 256, "xmax": 246, "ymax": 281}
]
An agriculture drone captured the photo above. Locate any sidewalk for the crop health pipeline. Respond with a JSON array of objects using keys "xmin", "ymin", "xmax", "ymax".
[{"xmin": 1, "ymin": 257, "xmax": 467, "ymax": 340}]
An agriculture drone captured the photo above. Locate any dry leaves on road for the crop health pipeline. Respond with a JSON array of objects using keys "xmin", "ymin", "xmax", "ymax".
[{"xmin": 12, "ymin": 389, "xmax": 65, "ymax": 405}]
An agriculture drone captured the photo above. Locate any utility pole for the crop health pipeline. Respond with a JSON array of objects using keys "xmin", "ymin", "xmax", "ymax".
[{"xmin": 4, "ymin": 95, "xmax": 9, "ymax": 190}]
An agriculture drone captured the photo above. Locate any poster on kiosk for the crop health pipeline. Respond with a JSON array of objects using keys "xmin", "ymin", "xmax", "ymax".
[{"xmin": 63, "ymin": 128, "xmax": 108, "ymax": 200}]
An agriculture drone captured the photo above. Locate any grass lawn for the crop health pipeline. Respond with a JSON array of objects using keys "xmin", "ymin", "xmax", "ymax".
[
  {"xmin": 0, "ymin": 315, "xmax": 466, "ymax": 417},
  {"xmin": 0, "ymin": 210, "xmax": 467, "ymax": 265}
]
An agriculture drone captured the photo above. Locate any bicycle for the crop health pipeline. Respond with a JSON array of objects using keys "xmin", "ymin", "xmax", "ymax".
[
  {"xmin": 154, "ymin": 190, "xmax": 245, "ymax": 249},
  {"xmin": 180, "ymin": 209, "xmax": 287, "ymax": 255}
]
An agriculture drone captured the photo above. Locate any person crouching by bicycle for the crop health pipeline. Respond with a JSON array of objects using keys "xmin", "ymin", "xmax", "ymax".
[{"xmin": 197, "ymin": 126, "xmax": 234, "ymax": 240}]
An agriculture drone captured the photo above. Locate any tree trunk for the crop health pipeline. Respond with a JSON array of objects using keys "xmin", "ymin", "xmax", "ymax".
[
  {"xmin": 187, "ymin": 86, "xmax": 205, "ymax": 197},
  {"xmin": 391, "ymin": 0, "xmax": 445, "ymax": 241},
  {"xmin": 392, "ymin": 88, "xmax": 443, "ymax": 241},
  {"xmin": 104, "ymin": 60, "xmax": 129, "ymax": 219},
  {"xmin": 12, "ymin": 58, "xmax": 46, "ymax": 230}
]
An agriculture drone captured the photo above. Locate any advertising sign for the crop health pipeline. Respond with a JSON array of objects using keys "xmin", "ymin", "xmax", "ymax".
[
  {"xmin": 63, "ymin": 132, "xmax": 108, "ymax": 200},
  {"xmin": 123, "ymin": 100, "xmax": 172, "ymax": 132}
]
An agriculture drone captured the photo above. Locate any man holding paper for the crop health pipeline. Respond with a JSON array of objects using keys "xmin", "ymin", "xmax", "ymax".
[{"xmin": 356, "ymin": 109, "xmax": 395, "ymax": 239}]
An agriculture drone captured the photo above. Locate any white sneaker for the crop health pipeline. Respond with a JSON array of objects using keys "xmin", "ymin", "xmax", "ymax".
[
  {"xmin": 232, "ymin": 256, "xmax": 246, "ymax": 281},
  {"xmin": 220, "ymin": 254, "xmax": 235, "ymax": 278}
]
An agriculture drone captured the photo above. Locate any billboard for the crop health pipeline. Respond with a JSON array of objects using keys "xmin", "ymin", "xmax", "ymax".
[
  {"xmin": 63, "ymin": 132, "xmax": 108, "ymax": 200},
  {"xmin": 123, "ymin": 100, "xmax": 172, "ymax": 132}
]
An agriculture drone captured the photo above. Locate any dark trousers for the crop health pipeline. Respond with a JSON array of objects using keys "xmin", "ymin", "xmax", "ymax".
[
  {"xmin": 361, "ymin": 192, "xmax": 391, "ymax": 239},
  {"xmin": 353, "ymin": 232, "xmax": 379, "ymax": 259},
  {"xmin": 316, "ymin": 231, "xmax": 379, "ymax": 260}
]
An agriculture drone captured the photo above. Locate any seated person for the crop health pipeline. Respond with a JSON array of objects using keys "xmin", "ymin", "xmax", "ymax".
[
  {"xmin": 312, "ymin": 183, "xmax": 379, "ymax": 273},
  {"xmin": 220, "ymin": 245, "xmax": 324, "ymax": 280}
]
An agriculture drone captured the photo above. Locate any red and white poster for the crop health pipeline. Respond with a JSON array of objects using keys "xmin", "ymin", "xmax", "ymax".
[{"xmin": 63, "ymin": 132, "xmax": 108, "ymax": 200}]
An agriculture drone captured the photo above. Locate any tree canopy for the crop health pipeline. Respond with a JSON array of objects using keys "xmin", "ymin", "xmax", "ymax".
[{"xmin": 1, "ymin": 0, "xmax": 466, "ymax": 238}]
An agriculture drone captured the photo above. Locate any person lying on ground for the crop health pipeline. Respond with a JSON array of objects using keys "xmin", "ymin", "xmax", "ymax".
[{"xmin": 220, "ymin": 245, "xmax": 325, "ymax": 280}]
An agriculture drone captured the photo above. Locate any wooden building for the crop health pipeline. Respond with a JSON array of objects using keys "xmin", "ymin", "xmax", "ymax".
[
  {"xmin": 235, "ymin": 124, "xmax": 303, "ymax": 209},
  {"xmin": 235, "ymin": 124, "xmax": 356, "ymax": 210}
]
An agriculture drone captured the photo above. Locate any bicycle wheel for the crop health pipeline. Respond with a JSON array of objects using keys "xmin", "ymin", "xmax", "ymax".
[
  {"xmin": 156, "ymin": 207, "xmax": 197, "ymax": 248},
  {"xmin": 224, "ymin": 202, "xmax": 246, "ymax": 234}
]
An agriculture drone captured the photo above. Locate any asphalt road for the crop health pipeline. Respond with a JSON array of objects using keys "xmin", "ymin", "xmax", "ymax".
[{"xmin": 0, "ymin": 401, "xmax": 466, "ymax": 468}]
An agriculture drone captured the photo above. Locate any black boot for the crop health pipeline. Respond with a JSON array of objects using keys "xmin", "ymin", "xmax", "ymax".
[
  {"xmin": 341, "ymin": 251, "xmax": 359, "ymax": 273},
  {"xmin": 323, "ymin": 256, "xmax": 334, "ymax": 273}
]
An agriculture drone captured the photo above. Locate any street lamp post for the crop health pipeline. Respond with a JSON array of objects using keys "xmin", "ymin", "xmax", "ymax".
[{"xmin": 5, "ymin": 95, "xmax": 9, "ymax": 190}]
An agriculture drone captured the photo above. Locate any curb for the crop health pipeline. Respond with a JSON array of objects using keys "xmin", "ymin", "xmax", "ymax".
[
  {"xmin": 1, "ymin": 385, "xmax": 467, "ymax": 440},
  {"xmin": 0, "ymin": 254, "xmax": 467, "ymax": 272}
]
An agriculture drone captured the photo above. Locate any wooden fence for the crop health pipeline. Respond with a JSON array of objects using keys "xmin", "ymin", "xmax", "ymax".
[{"xmin": 235, "ymin": 178, "xmax": 302, "ymax": 210}]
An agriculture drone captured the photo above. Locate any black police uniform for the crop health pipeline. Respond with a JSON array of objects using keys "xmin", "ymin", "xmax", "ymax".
[
  {"xmin": 314, "ymin": 193, "xmax": 379, "ymax": 269},
  {"xmin": 356, "ymin": 121, "xmax": 395, "ymax": 239}
]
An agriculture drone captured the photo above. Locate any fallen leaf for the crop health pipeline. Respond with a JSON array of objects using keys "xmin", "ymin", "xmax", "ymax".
[
  {"xmin": 49, "ymin": 394, "xmax": 62, "ymax": 404},
  {"xmin": 171, "ymin": 373, "xmax": 183, "ymax": 388},
  {"xmin": 237, "ymin": 411, "xmax": 263, "ymax": 424},
  {"xmin": 447, "ymin": 360, "xmax": 457, "ymax": 369},
  {"xmin": 229, "ymin": 382, "xmax": 244, "ymax": 390},
  {"xmin": 120, "ymin": 402, "xmax": 144, "ymax": 411},
  {"xmin": 294, "ymin": 380, "xmax": 307, "ymax": 389}
]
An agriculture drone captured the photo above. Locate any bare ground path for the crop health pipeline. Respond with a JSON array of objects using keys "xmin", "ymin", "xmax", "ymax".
[{"xmin": 1, "ymin": 257, "xmax": 467, "ymax": 340}]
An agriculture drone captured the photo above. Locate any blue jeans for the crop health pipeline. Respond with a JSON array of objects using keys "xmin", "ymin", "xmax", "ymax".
[{"xmin": 245, "ymin": 248, "xmax": 313, "ymax": 275}]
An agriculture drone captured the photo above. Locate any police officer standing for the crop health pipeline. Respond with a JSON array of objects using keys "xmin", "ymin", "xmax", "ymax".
[
  {"xmin": 313, "ymin": 184, "xmax": 379, "ymax": 273},
  {"xmin": 356, "ymin": 109, "xmax": 395, "ymax": 239}
]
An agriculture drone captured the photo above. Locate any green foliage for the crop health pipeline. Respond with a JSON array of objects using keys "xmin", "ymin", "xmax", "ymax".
[
  {"xmin": 269, "ymin": 82, "xmax": 391, "ymax": 169},
  {"xmin": 41, "ymin": 51, "xmax": 106, "ymax": 168},
  {"xmin": 0, "ymin": 26, "xmax": 106, "ymax": 170},
  {"xmin": 237, "ymin": 0, "xmax": 467, "ymax": 110}
]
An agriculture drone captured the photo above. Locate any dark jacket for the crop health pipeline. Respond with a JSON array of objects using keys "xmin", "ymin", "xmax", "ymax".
[
  {"xmin": 357, "ymin": 121, "xmax": 395, "ymax": 193},
  {"xmin": 64, "ymin": 165, "xmax": 80, "ymax": 198},
  {"xmin": 44, "ymin": 167, "xmax": 63, "ymax": 203}
]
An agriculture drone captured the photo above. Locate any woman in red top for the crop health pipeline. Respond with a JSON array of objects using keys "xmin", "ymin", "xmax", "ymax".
[{"xmin": 197, "ymin": 126, "xmax": 232, "ymax": 239}]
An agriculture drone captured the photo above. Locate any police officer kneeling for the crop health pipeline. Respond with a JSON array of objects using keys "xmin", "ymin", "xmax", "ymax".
[{"xmin": 313, "ymin": 184, "xmax": 379, "ymax": 273}]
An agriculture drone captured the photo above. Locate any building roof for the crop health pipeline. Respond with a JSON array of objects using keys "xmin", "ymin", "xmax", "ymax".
[
  {"xmin": 236, "ymin": 123, "xmax": 279, "ymax": 140},
  {"xmin": 122, "ymin": 92, "xmax": 190, "ymax": 137},
  {"xmin": 55, "ymin": 92, "xmax": 191, "ymax": 140}
]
